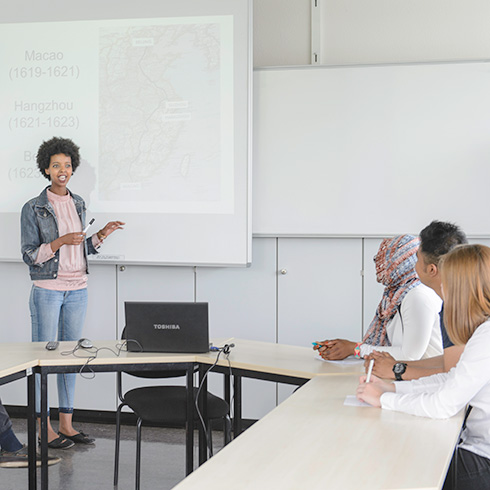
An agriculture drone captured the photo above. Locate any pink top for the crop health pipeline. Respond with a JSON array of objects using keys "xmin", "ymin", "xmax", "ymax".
[{"xmin": 34, "ymin": 189, "xmax": 100, "ymax": 291}]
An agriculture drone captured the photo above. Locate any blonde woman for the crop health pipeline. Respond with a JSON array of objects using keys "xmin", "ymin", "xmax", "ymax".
[{"xmin": 357, "ymin": 244, "xmax": 490, "ymax": 490}]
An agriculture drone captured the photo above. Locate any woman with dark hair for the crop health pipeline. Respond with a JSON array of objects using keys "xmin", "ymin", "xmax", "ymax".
[
  {"xmin": 21, "ymin": 137, "xmax": 124, "ymax": 449},
  {"xmin": 357, "ymin": 244, "xmax": 490, "ymax": 489},
  {"xmin": 314, "ymin": 235, "xmax": 443, "ymax": 363}
]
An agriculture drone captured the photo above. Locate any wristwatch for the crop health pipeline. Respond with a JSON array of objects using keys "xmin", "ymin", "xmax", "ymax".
[{"xmin": 393, "ymin": 362, "xmax": 407, "ymax": 381}]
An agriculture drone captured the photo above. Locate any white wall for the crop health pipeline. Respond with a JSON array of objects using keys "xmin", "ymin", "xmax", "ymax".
[
  {"xmin": 320, "ymin": 0, "xmax": 490, "ymax": 65},
  {"xmin": 253, "ymin": 0, "xmax": 311, "ymax": 66},
  {"xmin": 253, "ymin": 0, "xmax": 490, "ymax": 67}
]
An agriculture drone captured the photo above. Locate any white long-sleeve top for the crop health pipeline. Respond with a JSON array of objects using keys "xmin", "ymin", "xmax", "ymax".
[
  {"xmin": 381, "ymin": 320, "xmax": 490, "ymax": 460},
  {"xmin": 360, "ymin": 284, "xmax": 443, "ymax": 360}
]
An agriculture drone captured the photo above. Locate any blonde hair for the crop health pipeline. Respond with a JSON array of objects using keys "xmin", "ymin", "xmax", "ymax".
[{"xmin": 441, "ymin": 244, "xmax": 490, "ymax": 345}]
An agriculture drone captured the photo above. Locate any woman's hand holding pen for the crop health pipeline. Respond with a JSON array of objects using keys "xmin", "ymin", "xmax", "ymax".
[
  {"xmin": 62, "ymin": 232, "xmax": 86, "ymax": 245},
  {"xmin": 356, "ymin": 374, "xmax": 395, "ymax": 407},
  {"xmin": 315, "ymin": 339, "xmax": 357, "ymax": 360},
  {"xmin": 312, "ymin": 341, "xmax": 330, "ymax": 356},
  {"xmin": 50, "ymin": 232, "xmax": 86, "ymax": 252}
]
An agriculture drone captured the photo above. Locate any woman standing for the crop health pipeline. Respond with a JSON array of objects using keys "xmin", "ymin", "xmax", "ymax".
[
  {"xmin": 21, "ymin": 137, "xmax": 124, "ymax": 448},
  {"xmin": 357, "ymin": 244, "xmax": 490, "ymax": 489}
]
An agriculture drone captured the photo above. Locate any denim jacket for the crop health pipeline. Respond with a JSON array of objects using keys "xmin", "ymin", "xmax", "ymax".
[{"xmin": 21, "ymin": 186, "xmax": 97, "ymax": 280}]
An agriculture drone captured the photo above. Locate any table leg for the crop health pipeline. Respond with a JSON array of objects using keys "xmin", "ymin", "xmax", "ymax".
[
  {"xmin": 27, "ymin": 370, "xmax": 37, "ymax": 490},
  {"xmin": 185, "ymin": 366, "xmax": 194, "ymax": 476},
  {"xmin": 224, "ymin": 373, "xmax": 231, "ymax": 408},
  {"xmin": 198, "ymin": 365, "xmax": 208, "ymax": 465},
  {"xmin": 40, "ymin": 370, "xmax": 48, "ymax": 489},
  {"xmin": 233, "ymin": 375, "xmax": 242, "ymax": 437}
]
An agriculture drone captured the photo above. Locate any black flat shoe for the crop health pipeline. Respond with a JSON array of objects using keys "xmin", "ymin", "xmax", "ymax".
[
  {"xmin": 38, "ymin": 436, "xmax": 74, "ymax": 450},
  {"xmin": 58, "ymin": 431, "xmax": 95, "ymax": 445}
]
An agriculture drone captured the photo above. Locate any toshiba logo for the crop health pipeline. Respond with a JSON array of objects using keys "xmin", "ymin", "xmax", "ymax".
[{"xmin": 154, "ymin": 324, "xmax": 180, "ymax": 330}]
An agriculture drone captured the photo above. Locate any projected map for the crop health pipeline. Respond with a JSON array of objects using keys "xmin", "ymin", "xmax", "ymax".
[{"xmin": 98, "ymin": 22, "xmax": 223, "ymax": 206}]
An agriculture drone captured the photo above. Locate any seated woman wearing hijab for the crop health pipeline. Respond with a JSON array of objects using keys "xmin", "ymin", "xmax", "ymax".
[{"xmin": 314, "ymin": 235, "xmax": 443, "ymax": 365}]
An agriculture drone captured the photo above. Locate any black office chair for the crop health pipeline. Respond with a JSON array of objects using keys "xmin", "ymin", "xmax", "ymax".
[{"xmin": 113, "ymin": 339, "xmax": 231, "ymax": 489}]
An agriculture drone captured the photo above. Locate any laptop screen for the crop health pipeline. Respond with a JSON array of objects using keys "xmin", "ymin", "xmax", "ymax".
[{"xmin": 124, "ymin": 302, "xmax": 209, "ymax": 353}]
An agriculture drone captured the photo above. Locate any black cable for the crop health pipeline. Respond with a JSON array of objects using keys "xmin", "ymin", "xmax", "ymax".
[
  {"xmin": 59, "ymin": 339, "xmax": 143, "ymax": 379},
  {"xmin": 120, "ymin": 339, "xmax": 143, "ymax": 352},
  {"xmin": 195, "ymin": 349, "xmax": 223, "ymax": 458},
  {"xmin": 195, "ymin": 344, "xmax": 234, "ymax": 458},
  {"xmin": 60, "ymin": 339, "xmax": 233, "ymax": 451},
  {"xmin": 226, "ymin": 354, "xmax": 234, "ymax": 422}
]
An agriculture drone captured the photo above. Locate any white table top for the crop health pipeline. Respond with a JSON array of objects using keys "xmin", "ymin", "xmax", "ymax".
[
  {"xmin": 0, "ymin": 348, "xmax": 38, "ymax": 379},
  {"xmin": 174, "ymin": 375, "xmax": 464, "ymax": 490},
  {"xmin": 197, "ymin": 338, "xmax": 366, "ymax": 378},
  {"xmin": 0, "ymin": 338, "xmax": 365, "ymax": 379}
]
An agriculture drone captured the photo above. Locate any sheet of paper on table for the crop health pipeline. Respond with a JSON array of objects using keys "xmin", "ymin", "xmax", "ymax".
[
  {"xmin": 343, "ymin": 395, "xmax": 372, "ymax": 407},
  {"xmin": 315, "ymin": 355, "xmax": 365, "ymax": 366}
]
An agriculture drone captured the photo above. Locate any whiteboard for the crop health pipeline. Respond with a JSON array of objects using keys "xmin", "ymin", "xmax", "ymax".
[
  {"xmin": 252, "ymin": 62, "xmax": 490, "ymax": 236},
  {"xmin": 0, "ymin": 0, "xmax": 252, "ymax": 266}
]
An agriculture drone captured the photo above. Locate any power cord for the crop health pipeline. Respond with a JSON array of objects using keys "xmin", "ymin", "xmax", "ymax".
[
  {"xmin": 60, "ymin": 337, "xmax": 233, "ymax": 455},
  {"xmin": 60, "ymin": 339, "xmax": 143, "ymax": 379},
  {"xmin": 195, "ymin": 343, "xmax": 234, "ymax": 458}
]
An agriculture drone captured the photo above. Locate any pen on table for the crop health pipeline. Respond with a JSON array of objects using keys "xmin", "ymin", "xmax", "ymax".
[
  {"xmin": 366, "ymin": 358, "xmax": 374, "ymax": 383},
  {"xmin": 82, "ymin": 218, "xmax": 95, "ymax": 234}
]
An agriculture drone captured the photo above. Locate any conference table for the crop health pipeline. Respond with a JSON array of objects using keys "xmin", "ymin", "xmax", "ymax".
[
  {"xmin": 0, "ymin": 339, "xmax": 463, "ymax": 490},
  {"xmin": 35, "ymin": 337, "xmax": 365, "ymax": 484},
  {"xmin": 175, "ymin": 375, "xmax": 464, "ymax": 490}
]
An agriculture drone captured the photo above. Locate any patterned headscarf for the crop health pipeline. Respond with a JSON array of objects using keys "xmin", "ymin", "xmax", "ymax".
[{"xmin": 362, "ymin": 234, "xmax": 421, "ymax": 346}]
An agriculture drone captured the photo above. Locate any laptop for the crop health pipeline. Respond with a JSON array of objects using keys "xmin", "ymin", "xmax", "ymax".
[{"xmin": 124, "ymin": 302, "xmax": 209, "ymax": 353}]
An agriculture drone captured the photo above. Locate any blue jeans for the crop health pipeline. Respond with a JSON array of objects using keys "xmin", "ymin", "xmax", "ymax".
[
  {"xmin": 0, "ymin": 399, "xmax": 12, "ymax": 437},
  {"xmin": 30, "ymin": 286, "xmax": 88, "ymax": 415}
]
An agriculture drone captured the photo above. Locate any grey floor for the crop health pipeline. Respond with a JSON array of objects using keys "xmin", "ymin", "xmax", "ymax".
[{"xmin": 2, "ymin": 418, "xmax": 227, "ymax": 490}]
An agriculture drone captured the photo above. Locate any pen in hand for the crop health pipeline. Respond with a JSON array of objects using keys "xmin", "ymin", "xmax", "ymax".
[
  {"xmin": 366, "ymin": 358, "xmax": 374, "ymax": 383},
  {"xmin": 82, "ymin": 218, "xmax": 95, "ymax": 235},
  {"xmin": 312, "ymin": 341, "xmax": 329, "ymax": 351}
]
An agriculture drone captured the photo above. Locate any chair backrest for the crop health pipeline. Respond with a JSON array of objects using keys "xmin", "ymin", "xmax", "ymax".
[{"xmin": 121, "ymin": 326, "xmax": 190, "ymax": 379}]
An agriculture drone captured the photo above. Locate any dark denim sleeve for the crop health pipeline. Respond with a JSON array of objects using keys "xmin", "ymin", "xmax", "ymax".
[
  {"xmin": 20, "ymin": 201, "xmax": 42, "ymax": 266},
  {"xmin": 86, "ymin": 236, "xmax": 98, "ymax": 255}
]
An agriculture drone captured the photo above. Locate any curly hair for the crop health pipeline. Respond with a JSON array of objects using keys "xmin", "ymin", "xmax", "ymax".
[
  {"xmin": 419, "ymin": 220, "xmax": 467, "ymax": 267},
  {"xmin": 36, "ymin": 137, "xmax": 81, "ymax": 180}
]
